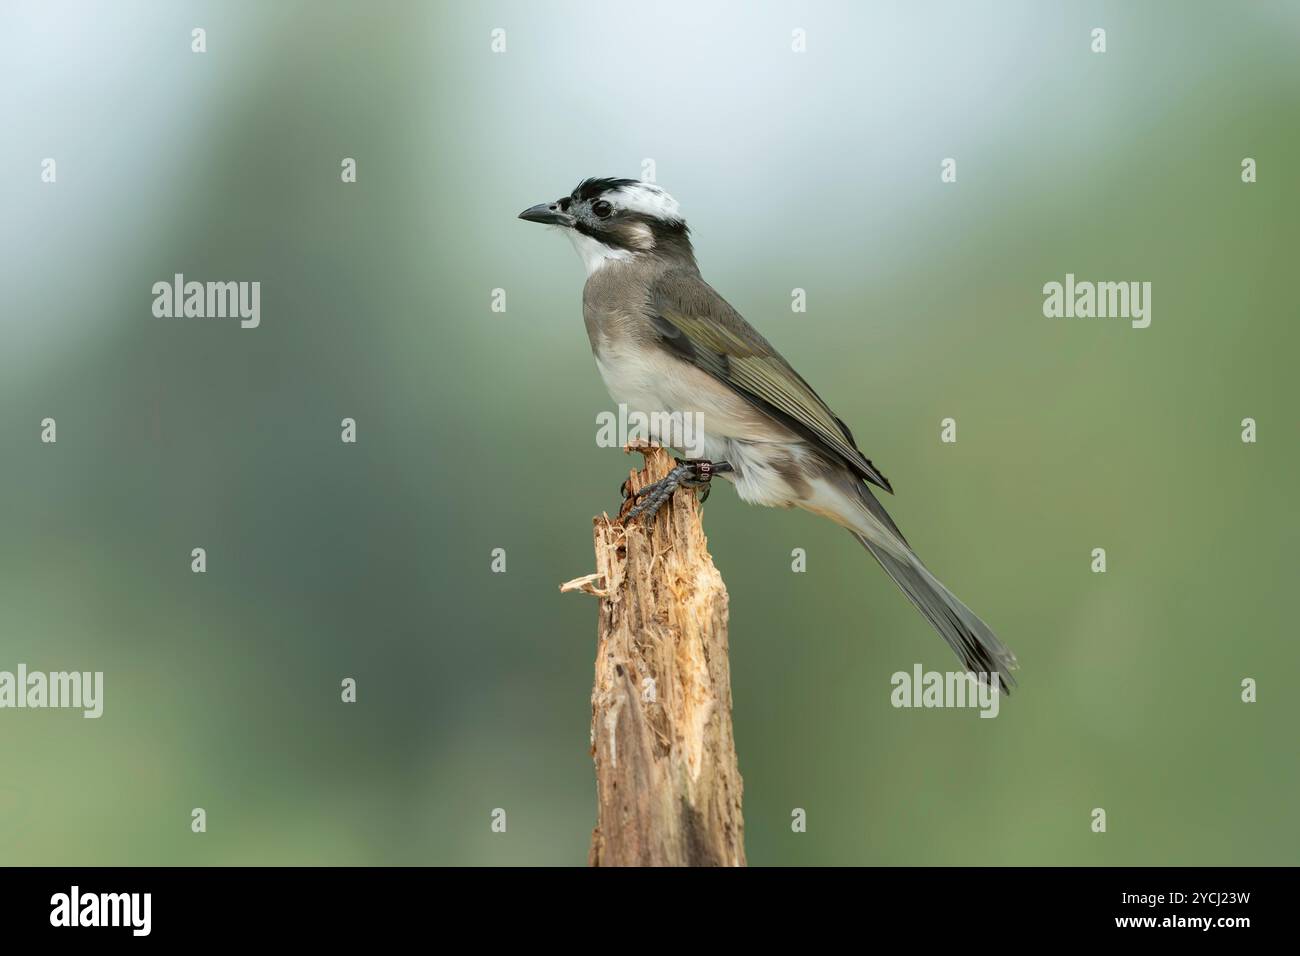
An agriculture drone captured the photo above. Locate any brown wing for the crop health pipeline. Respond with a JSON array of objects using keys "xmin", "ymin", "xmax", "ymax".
[{"xmin": 648, "ymin": 270, "xmax": 892, "ymax": 493}]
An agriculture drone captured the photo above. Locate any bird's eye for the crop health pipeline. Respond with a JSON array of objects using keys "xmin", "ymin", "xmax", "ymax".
[{"xmin": 591, "ymin": 199, "xmax": 613, "ymax": 219}]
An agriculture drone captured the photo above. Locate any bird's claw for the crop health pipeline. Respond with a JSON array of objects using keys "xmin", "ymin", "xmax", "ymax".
[{"xmin": 622, "ymin": 459, "xmax": 728, "ymax": 524}]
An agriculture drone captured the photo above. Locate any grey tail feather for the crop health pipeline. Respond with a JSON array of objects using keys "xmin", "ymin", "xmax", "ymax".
[{"xmin": 853, "ymin": 532, "xmax": 1019, "ymax": 694}]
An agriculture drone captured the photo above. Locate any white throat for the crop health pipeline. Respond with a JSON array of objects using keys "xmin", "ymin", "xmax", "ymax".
[{"xmin": 566, "ymin": 229, "xmax": 634, "ymax": 276}]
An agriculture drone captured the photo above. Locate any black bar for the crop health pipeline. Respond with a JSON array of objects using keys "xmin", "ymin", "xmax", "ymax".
[{"xmin": 0, "ymin": 866, "xmax": 1282, "ymax": 941}]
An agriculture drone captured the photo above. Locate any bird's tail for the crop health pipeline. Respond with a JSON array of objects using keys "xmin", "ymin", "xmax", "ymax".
[{"xmin": 849, "ymin": 503, "xmax": 1018, "ymax": 693}]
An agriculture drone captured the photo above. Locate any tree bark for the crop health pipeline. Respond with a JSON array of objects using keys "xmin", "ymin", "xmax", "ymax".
[{"xmin": 560, "ymin": 443, "xmax": 746, "ymax": 867}]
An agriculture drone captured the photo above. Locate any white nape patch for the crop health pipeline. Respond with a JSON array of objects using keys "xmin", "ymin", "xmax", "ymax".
[
  {"xmin": 567, "ymin": 230, "xmax": 634, "ymax": 275},
  {"xmin": 612, "ymin": 182, "xmax": 682, "ymax": 222},
  {"xmin": 623, "ymin": 221, "xmax": 655, "ymax": 250}
]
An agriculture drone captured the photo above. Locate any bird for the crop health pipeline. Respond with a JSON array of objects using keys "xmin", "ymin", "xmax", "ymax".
[{"xmin": 519, "ymin": 177, "xmax": 1018, "ymax": 692}]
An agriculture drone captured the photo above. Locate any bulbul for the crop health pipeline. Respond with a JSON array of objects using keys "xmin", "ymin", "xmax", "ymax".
[{"xmin": 521, "ymin": 178, "xmax": 1018, "ymax": 691}]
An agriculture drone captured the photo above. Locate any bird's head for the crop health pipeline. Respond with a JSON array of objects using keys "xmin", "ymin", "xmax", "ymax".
[{"xmin": 519, "ymin": 177, "xmax": 694, "ymax": 274}]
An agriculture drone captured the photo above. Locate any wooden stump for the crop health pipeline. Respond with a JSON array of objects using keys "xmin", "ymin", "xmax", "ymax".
[{"xmin": 560, "ymin": 444, "xmax": 746, "ymax": 867}]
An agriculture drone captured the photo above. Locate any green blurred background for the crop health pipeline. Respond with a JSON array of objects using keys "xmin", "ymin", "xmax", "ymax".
[{"xmin": 1, "ymin": 0, "xmax": 1296, "ymax": 865}]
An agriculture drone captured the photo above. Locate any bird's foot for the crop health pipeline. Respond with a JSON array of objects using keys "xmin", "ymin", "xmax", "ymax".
[{"xmin": 622, "ymin": 459, "xmax": 731, "ymax": 524}]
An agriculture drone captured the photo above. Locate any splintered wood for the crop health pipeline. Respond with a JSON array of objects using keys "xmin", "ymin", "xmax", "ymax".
[{"xmin": 560, "ymin": 444, "xmax": 745, "ymax": 867}]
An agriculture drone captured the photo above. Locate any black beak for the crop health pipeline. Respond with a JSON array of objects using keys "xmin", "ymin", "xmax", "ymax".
[{"xmin": 518, "ymin": 201, "xmax": 574, "ymax": 227}]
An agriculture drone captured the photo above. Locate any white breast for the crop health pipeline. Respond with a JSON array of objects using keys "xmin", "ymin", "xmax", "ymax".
[
  {"xmin": 594, "ymin": 342, "xmax": 822, "ymax": 511},
  {"xmin": 594, "ymin": 341, "xmax": 786, "ymax": 445}
]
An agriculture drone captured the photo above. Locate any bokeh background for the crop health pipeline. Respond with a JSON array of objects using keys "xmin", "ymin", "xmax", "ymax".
[{"xmin": 1, "ymin": 0, "xmax": 1296, "ymax": 865}]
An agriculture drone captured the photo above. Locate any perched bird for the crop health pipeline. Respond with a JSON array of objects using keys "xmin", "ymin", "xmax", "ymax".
[{"xmin": 520, "ymin": 178, "xmax": 1017, "ymax": 691}]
